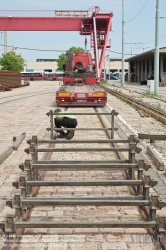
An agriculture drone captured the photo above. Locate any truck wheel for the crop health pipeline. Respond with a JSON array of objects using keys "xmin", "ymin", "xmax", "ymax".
[{"xmin": 30, "ymin": 78, "xmax": 34, "ymax": 81}]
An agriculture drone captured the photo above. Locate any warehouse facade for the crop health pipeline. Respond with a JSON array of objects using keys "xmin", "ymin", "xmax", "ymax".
[{"xmin": 126, "ymin": 47, "xmax": 166, "ymax": 83}]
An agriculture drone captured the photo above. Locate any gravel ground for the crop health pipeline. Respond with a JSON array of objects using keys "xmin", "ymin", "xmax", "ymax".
[{"xmin": 104, "ymin": 80, "xmax": 166, "ymax": 172}]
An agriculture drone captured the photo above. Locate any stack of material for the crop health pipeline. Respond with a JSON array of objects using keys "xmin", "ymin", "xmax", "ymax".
[
  {"xmin": 0, "ymin": 70, "xmax": 21, "ymax": 91},
  {"xmin": 129, "ymin": 73, "xmax": 136, "ymax": 82},
  {"xmin": 159, "ymin": 82, "xmax": 164, "ymax": 87}
]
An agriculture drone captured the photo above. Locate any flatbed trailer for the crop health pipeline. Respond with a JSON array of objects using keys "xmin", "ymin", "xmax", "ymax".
[{"xmin": 56, "ymin": 84, "xmax": 107, "ymax": 106}]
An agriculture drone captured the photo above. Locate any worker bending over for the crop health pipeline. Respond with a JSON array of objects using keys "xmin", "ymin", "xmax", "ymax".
[{"xmin": 54, "ymin": 109, "xmax": 77, "ymax": 139}]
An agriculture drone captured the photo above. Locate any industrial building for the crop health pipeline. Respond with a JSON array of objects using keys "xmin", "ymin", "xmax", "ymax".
[
  {"xmin": 23, "ymin": 57, "xmax": 129, "ymax": 75},
  {"xmin": 126, "ymin": 47, "xmax": 166, "ymax": 83},
  {"xmin": 23, "ymin": 59, "xmax": 58, "ymax": 73}
]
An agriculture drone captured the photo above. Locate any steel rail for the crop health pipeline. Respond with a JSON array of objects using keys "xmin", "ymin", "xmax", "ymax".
[
  {"xmin": 104, "ymin": 94, "xmax": 166, "ymax": 249},
  {"xmin": 17, "ymin": 180, "xmax": 143, "ymax": 186},
  {"xmin": 2, "ymin": 143, "xmax": 55, "ymax": 250},
  {"xmin": 36, "ymin": 147, "xmax": 130, "ymax": 152},
  {"xmin": 31, "ymin": 163, "xmax": 138, "ymax": 171},
  {"xmin": 0, "ymin": 90, "xmax": 55, "ymax": 105},
  {"xmin": 138, "ymin": 133, "xmax": 166, "ymax": 141},
  {"xmin": 22, "ymin": 196, "xmax": 144, "ymax": 201},
  {"xmin": 123, "ymin": 85, "xmax": 166, "ymax": 103},
  {"xmin": 49, "ymin": 112, "xmax": 117, "ymax": 115},
  {"xmin": 13, "ymin": 221, "xmax": 157, "ymax": 229},
  {"xmin": 35, "ymin": 139, "xmax": 129, "ymax": 144},
  {"xmin": 0, "ymin": 89, "xmax": 55, "ymax": 100},
  {"xmin": 37, "ymin": 160, "xmax": 129, "ymax": 164},
  {"xmin": 0, "ymin": 146, "xmax": 13, "ymax": 164},
  {"xmin": 3, "ymin": 107, "xmax": 165, "ymax": 248},
  {"xmin": 18, "ymin": 198, "xmax": 150, "ymax": 206},
  {"xmin": 102, "ymin": 85, "xmax": 166, "ymax": 124},
  {"xmin": 47, "ymin": 127, "xmax": 118, "ymax": 131}
]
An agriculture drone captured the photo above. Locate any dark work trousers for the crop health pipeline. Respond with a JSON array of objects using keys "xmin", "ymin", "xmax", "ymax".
[{"xmin": 54, "ymin": 117, "xmax": 77, "ymax": 135}]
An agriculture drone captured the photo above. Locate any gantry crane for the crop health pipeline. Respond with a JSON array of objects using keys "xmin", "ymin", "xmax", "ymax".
[{"xmin": 0, "ymin": 6, "xmax": 113, "ymax": 83}]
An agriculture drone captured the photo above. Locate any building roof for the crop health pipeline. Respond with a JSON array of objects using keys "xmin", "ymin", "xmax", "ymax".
[
  {"xmin": 126, "ymin": 47, "xmax": 166, "ymax": 62},
  {"xmin": 36, "ymin": 59, "xmax": 57, "ymax": 62}
]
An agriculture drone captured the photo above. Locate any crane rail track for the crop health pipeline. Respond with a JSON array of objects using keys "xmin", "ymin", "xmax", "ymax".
[
  {"xmin": 102, "ymin": 85, "xmax": 166, "ymax": 124},
  {"xmin": 121, "ymin": 84, "xmax": 166, "ymax": 103},
  {"xmin": 0, "ymin": 89, "xmax": 55, "ymax": 105}
]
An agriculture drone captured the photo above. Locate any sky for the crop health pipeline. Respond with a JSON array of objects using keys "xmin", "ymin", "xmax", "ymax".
[{"xmin": 1, "ymin": 0, "xmax": 166, "ymax": 62}]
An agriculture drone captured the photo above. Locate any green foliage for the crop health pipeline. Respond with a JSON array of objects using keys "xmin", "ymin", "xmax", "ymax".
[
  {"xmin": 141, "ymin": 92, "xmax": 158, "ymax": 99},
  {"xmin": 100, "ymin": 80, "xmax": 108, "ymax": 84},
  {"xmin": 57, "ymin": 46, "xmax": 84, "ymax": 71},
  {"xmin": 68, "ymin": 47, "xmax": 84, "ymax": 52},
  {"xmin": 0, "ymin": 51, "xmax": 24, "ymax": 71},
  {"xmin": 57, "ymin": 53, "xmax": 66, "ymax": 71}
]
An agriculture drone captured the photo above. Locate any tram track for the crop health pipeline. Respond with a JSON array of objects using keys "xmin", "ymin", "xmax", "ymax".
[
  {"xmin": 102, "ymin": 85, "xmax": 166, "ymax": 124},
  {"xmin": 113, "ymin": 84, "xmax": 166, "ymax": 101},
  {"xmin": 1, "ymin": 106, "xmax": 166, "ymax": 250},
  {"xmin": 0, "ymin": 89, "xmax": 56, "ymax": 105}
]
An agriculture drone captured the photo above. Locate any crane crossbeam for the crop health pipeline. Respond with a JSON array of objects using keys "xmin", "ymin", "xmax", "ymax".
[{"xmin": 0, "ymin": 13, "xmax": 113, "ymax": 31}]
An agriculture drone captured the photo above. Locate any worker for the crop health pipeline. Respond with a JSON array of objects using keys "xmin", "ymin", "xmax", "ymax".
[{"xmin": 54, "ymin": 108, "xmax": 77, "ymax": 139}]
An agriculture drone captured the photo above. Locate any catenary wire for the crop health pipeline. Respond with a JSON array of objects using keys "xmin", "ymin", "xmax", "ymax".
[
  {"xmin": 125, "ymin": 0, "xmax": 149, "ymax": 23},
  {"xmin": 106, "ymin": 49, "xmax": 138, "ymax": 56},
  {"xmin": 124, "ymin": 32, "xmax": 143, "ymax": 44},
  {"xmin": 144, "ymin": 34, "xmax": 166, "ymax": 45},
  {"xmin": 0, "ymin": 44, "xmax": 66, "ymax": 52},
  {"xmin": 125, "ymin": 31, "xmax": 166, "ymax": 46}
]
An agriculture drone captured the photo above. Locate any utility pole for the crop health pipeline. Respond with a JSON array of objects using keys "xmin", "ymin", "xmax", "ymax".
[
  {"xmin": 154, "ymin": 0, "xmax": 159, "ymax": 95},
  {"xmin": 122, "ymin": 0, "xmax": 125, "ymax": 86},
  {"xmin": 4, "ymin": 31, "xmax": 7, "ymax": 54},
  {"xmin": 85, "ymin": 36, "xmax": 87, "ymax": 50},
  {"xmin": 104, "ymin": 57, "xmax": 106, "ymax": 80},
  {"xmin": 136, "ymin": 46, "xmax": 150, "ymax": 53},
  {"xmin": 142, "ymin": 47, "xmax": 150, "ymax": 52},
  {"xmin": 104, "ymin": 55, "xmax": 109, "ymax": 80},
  {"xmin": 125, "ymin": 43, "xmax": 143, "ymax": 57},
  {"xmin": 109, "ymin": 56, "xmax": 110, "ymax": 80}
]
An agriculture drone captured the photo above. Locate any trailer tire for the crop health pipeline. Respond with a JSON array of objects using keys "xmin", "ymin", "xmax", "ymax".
[{"xmin": 30, "ymin": 78, "xmax": 34, "ymax": 81}]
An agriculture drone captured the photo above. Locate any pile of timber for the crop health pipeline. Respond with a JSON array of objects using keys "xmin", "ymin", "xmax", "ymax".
[{"xmin": 0, "ymin": 70, "xmax": 21, "ymax": 91}]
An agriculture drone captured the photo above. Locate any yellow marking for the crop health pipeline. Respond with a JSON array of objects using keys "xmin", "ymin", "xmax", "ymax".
[
  {"xmin": 58, "ymin": 92, "xmax": 71, "ymax": 97},
  {"xmin": 92, "ymin": 92, "xmax": 104, "ymax": 97}
]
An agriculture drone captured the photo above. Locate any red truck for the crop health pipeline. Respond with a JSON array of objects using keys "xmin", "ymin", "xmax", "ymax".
[{"xmin": 56, "ymin": 52, "xmax": 107, "ymax": 106}]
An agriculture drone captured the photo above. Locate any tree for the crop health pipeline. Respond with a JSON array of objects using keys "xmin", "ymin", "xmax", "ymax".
[
  {"xmin": 0, "ymin": 51, "xmax": 24, "ymax": 71},
  {"xmin": 57, "ymin": 47, "xmax": 84, "ymax": 70},
  {"xmin": 56, "ymin": 53, "xmax": 66, "ymax": 71},
  {"xmin": 68, "ymin": 47, "xmax": 84, "ymax": 53}
]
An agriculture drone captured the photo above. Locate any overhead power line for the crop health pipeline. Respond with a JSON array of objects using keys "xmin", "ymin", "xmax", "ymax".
[
  {"xmin": 107, "ymin": 49, "xmax": 138, "ymax": 56},
  {"xmin": 125, "ymin": 31, "xmax": 166, "ymax": 46},
  {"xmin": 125, "ymin": 0, "xmax": 149, "ymax": 23},
  {"xmin": 124, "ymin": 32, "xmax": 143, "ymax": 43},
  {"xmin": 144, "ymin": 34, "xmax": 166, "ymax": 44},
  {"xmin": 0, "ymin": 44, "xmax": 66, "ymax": 52}
]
